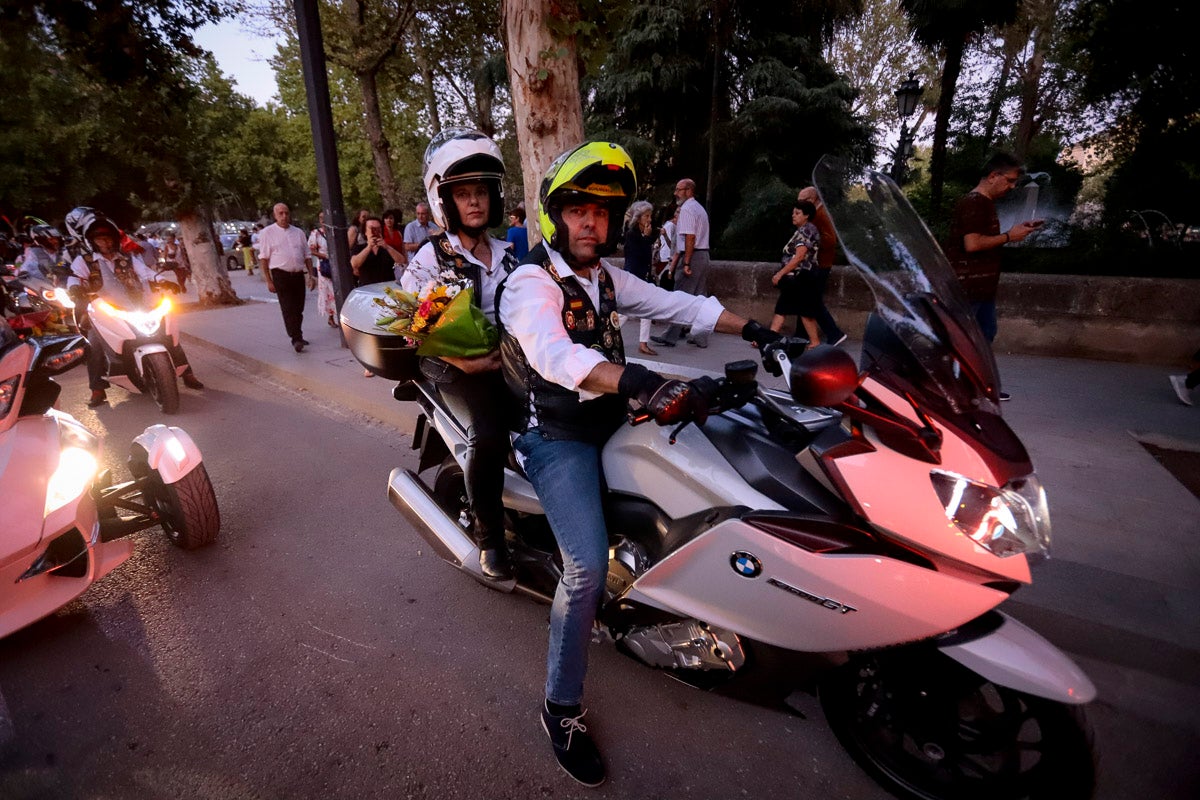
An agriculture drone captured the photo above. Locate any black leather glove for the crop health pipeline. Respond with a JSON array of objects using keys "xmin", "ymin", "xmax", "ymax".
[
  {"xmin": 619, "ymin": 364, "xmax": 719, "ymax": 426},
  {"xmin": 742, "ymin": 320, "xmax": 781, "ymax": 350}
]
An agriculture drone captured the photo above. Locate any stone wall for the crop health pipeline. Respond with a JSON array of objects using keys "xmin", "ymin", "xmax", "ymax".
[{"xmin": 632, "ymin": 259, "xmax": 1199, "ymax": 365}]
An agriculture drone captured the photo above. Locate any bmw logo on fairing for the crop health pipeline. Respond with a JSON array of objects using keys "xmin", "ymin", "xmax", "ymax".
[{"xmin": 730, "ymin": 551, "xmax": 762, "ymax": 578}]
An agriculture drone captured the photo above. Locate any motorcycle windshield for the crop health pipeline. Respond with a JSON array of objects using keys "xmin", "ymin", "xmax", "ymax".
[{"xmin": 813, "ymin": 157, "xmax": 1002, "ymax": 415}]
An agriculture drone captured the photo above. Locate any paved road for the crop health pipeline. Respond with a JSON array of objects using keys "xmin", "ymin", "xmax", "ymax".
[
  {"xmin": 0, "ymin": 349, "xmax": 896, "ymax": 799},
  {"xmin": 2, "ymin": 268, "xmax": 1198, "ymax": 798}
]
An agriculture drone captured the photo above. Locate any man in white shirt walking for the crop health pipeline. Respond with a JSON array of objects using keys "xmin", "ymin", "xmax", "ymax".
[
  {"xmin": 258, "ymin": 203, "xmax": 312, "ymax": 352},
  {"xmin": 653, "ymin": 178, "xmax": 712, "ymax": 347}
]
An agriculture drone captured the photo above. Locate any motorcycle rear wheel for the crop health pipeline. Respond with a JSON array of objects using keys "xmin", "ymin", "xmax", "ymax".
[
  {"xmin": 820, "ymin": 649, "xmax": 1095, "ymax": 800},
  {"xmin": 143, "ymin": 351, "xmax": 180, "ymax": 414},
  {"xmin": 432, "ymin": 456, "xmax": 471, "ymax": 532}
]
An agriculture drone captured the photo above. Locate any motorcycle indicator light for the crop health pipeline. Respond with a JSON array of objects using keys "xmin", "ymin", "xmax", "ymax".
[
  {"xmin": 43, "ymin": 346, "xmax": 86, "ymax": 372},
  {"xmin": 0, "ymin": 375, "xmax": 20, "ymax": 417},
  {"xmin": 44, "ymin": 446, "xmax": 99, "ymax": 516},
  {"xmin": 94, "ymin": 296, "xmax": 171, "ymax": 336},
  {"xmin": 930, "ymin": 470, "xmax": 1051, "ymax": 558}
]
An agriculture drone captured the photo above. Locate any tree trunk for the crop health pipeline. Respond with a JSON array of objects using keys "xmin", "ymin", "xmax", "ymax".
[
  {"xmin": 1013, "ymin": 23, "xmax": 1048, "ymax": 160},
  {"xmin": 929, "ymin": 35, "xmax": 966, "ymax": 212},
  {"xmin": 414, "ymin": 26, "xmax": 442, "ymax": 134},
  {"xmin": 178, "ymin": 207, "xmax": 239, "ymax": 306},
  {"xmin": 358, "ymin": 68, "xmax": 401, "ymax": 209},
  {"xmin": 474, "ymin": 65, "xmax": 497, "ymax": 138},
  {"xmin": 982, "ymin": 47, "xmax": 1014, "ymax": 148},
  {"xmin": 502, "ymin": 0, "xmax": 585, "ymax": 243}
]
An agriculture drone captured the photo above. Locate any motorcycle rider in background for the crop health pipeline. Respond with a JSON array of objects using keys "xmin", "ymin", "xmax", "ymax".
[
  {"xmin": 401, "ymin": 129, "xmax": 520, "ymax": 580},
  {"xmin": 497, "ymin": 141, "xmax": 781, "ymax": 786},
  {"xmin": 67, "ymin": 212, "xmax": 204, "ymax": 407},
  {"xmin": 18, "ymin": 223, "xmax": 70, "ymax": 282}
]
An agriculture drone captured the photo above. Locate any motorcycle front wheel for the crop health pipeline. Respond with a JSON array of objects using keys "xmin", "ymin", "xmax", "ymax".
[
  {"xmin": 146, "ymin": 462, "xmax": 221, "ymax": 550},
  {"xmin": 820, "ymin": 649, "xmax": 1095, "ymax": 800},
  {"xmin": 143, "ymin": 351, "xmax": 180, "ymax": 414}
]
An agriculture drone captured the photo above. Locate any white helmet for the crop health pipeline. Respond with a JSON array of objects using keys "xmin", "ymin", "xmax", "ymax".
[{"xmin": 423, "ymin": 128, "xmax": 505, "ymax": 233}]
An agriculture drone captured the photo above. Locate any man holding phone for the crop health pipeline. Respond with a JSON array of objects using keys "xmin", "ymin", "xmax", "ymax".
[{"xmin": 945, "ymin": 152, "xmax": 1043, "ymax": 350}]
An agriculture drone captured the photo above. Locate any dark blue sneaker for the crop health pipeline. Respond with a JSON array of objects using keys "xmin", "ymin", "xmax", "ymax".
[{"xmin": 541, "ymin": 702, "xmax": 605, "ymax": 787}]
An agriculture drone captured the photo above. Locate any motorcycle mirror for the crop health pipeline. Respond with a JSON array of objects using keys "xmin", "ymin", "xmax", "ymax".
[{"xmin": 789, "ymin": 345, "xmax": 859, "ymax": 407}]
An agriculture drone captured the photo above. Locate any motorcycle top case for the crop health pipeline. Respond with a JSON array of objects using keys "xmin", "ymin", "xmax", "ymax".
[{"xmin": 340, "ymin": 283, "xmax": 420, "ymax": 381}]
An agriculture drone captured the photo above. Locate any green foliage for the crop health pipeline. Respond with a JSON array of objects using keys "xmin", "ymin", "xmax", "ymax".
[
  {"xmin": 1067, "ymin": 0, "xmax": 1200, "ymax": 227},
  {"xmin": 587, "ymin": 0, "xmax": 872, "ymax": 256}
]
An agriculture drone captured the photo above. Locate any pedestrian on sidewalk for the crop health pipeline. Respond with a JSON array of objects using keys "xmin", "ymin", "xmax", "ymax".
[
  {"xmin": 258, "ymin": 202, "xmax": 311, "ymax": 352},
  {"xmin": 944, "ymin": 153, "xmax": 1043, "ymax": 400},
  {"xmin": 309, "ymin": 211, "xmax": 336, "ymax": 328},
  {"xmin": 621, "ymin": 200, "xmax": 658, "ymax": 355},
  {"xmin": 798, "ymin": 186, "xmax": 846, "ymax": 345},
  {"xmin": 770, "ymin": 199, "xmax": 821, "ymax": 346},
  {"xmin": 653, "ymin": 179, "xmax": 711, "ymax": 348}
]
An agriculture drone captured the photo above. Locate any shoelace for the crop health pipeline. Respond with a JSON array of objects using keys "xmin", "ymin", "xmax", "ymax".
[{"xmin": 557, "ymin": 709, "xmax": 588, "ymax": 749}]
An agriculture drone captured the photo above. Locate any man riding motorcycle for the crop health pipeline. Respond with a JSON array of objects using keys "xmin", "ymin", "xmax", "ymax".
[
  {"xmin": 497, "ymin": 141, "xmax": 781, "ymax": 786},
  {"xmin": 18, "ymin": 222, "xmax": 70, "ymax": 282},
  {"xmin": 65, "ymin": 209, "xmax": 204, "ymax": 407}
]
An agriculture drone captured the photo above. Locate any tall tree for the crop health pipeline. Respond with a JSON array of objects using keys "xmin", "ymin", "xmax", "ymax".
[
  {"xmin": 588, "ymin": 0, "xmax": 870, "ymax": 252},
  {"xmin": 1067, "ymin": 0, "xmax": 1200, "ymax": 226},
  {"xmin": 317, "ymin": 0, "xmax": 418, "ymax": 210},
  {"xmin": 502, "ymin": 0, "xmax": 586, "ymax": 233},
  {"xmin": 900, "ymin": 0, "xmax": 1020, "ymax": 210}
]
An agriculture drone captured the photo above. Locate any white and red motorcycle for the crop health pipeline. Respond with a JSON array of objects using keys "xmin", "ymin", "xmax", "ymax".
[
  {"xmin": 344, "ymin": 159, "xmax": 1096, "ymax": 800},
  {"xmin": 0, "ymin": 319, "xmax": 220, "ymax": 640}
]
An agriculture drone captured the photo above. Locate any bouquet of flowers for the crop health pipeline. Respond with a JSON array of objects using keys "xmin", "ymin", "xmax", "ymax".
[{"xmin": 373, "ymin": 271, "xmax": 498, "ymax": 358}]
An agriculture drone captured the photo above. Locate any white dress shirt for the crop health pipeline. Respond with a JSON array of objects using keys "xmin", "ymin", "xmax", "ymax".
[
  {"xmin": 402, "ymin": 233, "xmax": 510, "ymax": 324},
  {"xmin": 257, "ymin": 223, "xmax": 309, "ymax": 272},
  {"xmin": 500, "ymin": 248, "xmax": 723, "ymax": 400},
  {"xmin": 677, "ymin": 196, "xmax": 710, "ymax": 251}
]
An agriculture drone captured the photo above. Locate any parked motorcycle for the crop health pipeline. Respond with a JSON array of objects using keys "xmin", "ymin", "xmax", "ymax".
[
  {"xmin": 69, "ymin": 268, "xmax": 188, "ymax": 413},
  {"xmin": 0, "ymin": 318, "xmax": 220, "ymax": 640},
  {"xmin": 342, "ymin": 159, "xmax": 1096, "ymax": 800}
]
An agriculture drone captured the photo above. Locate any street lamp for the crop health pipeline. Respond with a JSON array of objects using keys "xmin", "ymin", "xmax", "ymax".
[{"xmin": 890, "ymin": 73, "xmax": 923, "ymax": 183}]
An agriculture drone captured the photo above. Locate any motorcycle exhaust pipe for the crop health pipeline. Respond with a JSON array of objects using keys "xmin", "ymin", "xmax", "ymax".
[{"xmin": 387, "ymin": 468, "xmax": 513, "ymax": 590}]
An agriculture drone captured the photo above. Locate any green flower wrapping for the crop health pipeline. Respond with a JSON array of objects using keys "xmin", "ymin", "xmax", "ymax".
[{"xmin": 415, "ymin": 288, "xmax": 499, "ymax": 358}]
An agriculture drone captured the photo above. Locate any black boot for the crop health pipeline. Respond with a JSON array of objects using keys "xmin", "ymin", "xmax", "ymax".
[
  {"xmin": 478, "ymin": 545, "xmax": 513, "ymax": 580},
  {"xmin": 541, "ymin": 702, "xmax": 605, "ymax": 787}
]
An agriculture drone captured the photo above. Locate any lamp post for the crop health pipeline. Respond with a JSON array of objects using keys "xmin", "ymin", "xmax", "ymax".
[{"xmin": 890, "ymin": 73, "xmax": 923, "ymax": 184}]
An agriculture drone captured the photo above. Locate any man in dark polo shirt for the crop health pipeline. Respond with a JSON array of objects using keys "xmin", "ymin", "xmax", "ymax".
[{"xmin": 945, "ymin": 153, "xmax": 1043, "ymax": 343}]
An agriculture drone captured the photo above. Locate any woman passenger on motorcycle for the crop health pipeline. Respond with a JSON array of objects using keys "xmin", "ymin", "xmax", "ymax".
[
  {"xmin": 66, "ymin": 214, "xmax": 203, "ymax": 407},
  {"xmin": 400, "ymin": 129, "xmax": 519, "ymax": 581},
  {"xmin": 498, "ymin": 141, "xmax": 781, "ymax": 786}
]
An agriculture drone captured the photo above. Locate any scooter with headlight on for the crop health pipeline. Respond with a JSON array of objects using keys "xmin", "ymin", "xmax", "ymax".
[
  {"xmin": 72, "ymin": 269, "xmax": 186, "ymax": 413},
  {"xmin": 0, "ymin": 318, "xmax": 220, "ymax": 640}
]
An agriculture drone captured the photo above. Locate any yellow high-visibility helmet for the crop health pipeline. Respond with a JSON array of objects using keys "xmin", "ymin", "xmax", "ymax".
[{"xmin": 537, "ymin": 141, "xmax": 637, "ymax": 256}]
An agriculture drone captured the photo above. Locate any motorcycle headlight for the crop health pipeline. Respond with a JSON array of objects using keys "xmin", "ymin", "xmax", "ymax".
[
  {"xmin": 44, "ymin": 417, "xmax": 100, "ymax": 516},
  {"xmin": 94, "ymin": 296, "xmax": 171, "ymax": 336},
  {"xmin": 930, "ymin": 470, "xmax": 1051, "ymax": 558},
  {"xmin": 47, "ymin": 287, "xmax": 74, "ymax": 308}
]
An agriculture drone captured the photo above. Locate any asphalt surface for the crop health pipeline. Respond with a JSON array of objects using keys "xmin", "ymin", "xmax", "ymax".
[{"xmin": 1, "ymin": 267, "xmax": 1198, "ymax": 798}]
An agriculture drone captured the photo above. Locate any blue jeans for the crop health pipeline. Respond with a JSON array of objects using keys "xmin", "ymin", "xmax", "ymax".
[
  {"xmin": 513, "ymin": 429, "xmax": 609, "ymax": 706},
  {"xmin": 971, "ymin": 300, "xmax": 998, "ymax": 342}
]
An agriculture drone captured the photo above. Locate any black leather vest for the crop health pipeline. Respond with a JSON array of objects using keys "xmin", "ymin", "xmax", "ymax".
[
  {"xmin": 84, "ymin": 252, "xmax": 145, "ymax": 303},
  {"xmin": 500, "ymin": 245, "xmax": 627, "ymax": 445}
]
